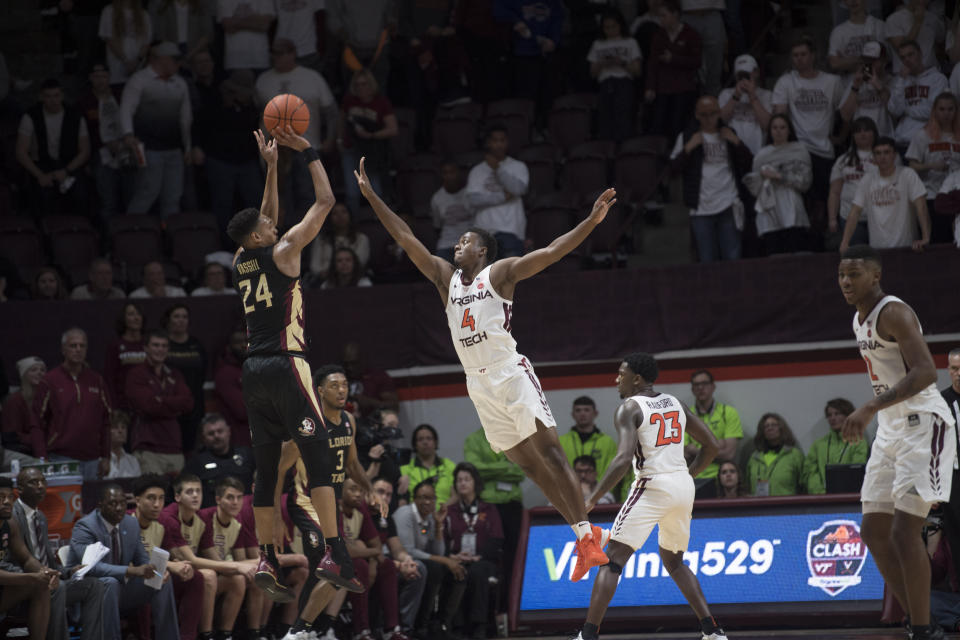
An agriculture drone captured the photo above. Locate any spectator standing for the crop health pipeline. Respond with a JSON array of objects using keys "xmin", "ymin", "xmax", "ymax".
[
  {"xmin": 453, "ymin": 0, "xmax": 512, "ymax": 104},
  {"xmin": 308, "ymin": 203, "xmax": 371, "ymax": 282},
  {"xmin": 443, "ymin": 463, "xmax": 503, "ymax": 640},
  {"xmin": 745, "ymin": 413, "xmax": 805, "ymax": 496},
  {"xmin": 130, "ymin": 261, "xmax": 188, "ymax": 298},
  {"xmin": 840, "ymin": 136, "xmax": 931, "ymax": 251},
  {"xmin": 162, "ymin": 303, "xmax": 207, "ymax": 451},
  {"xmin": 588, "ymin": 9, "xmax": 642, "ymax": 142},
  {"xmin": 399, "ymin": 424, "xmax": 457, "ymax": 505},
  {"xmin": 326, "ymin": 0, "xmax": 396, "ymax": 88},
  {"xmin": 685, "ymin": 369, "xmax": 744, "ymax": 480},
  {"xmin": 319, "ymin": 247, "xmax": 373, "ymax": 288},
  {"xmin": 2, "ymin": 357, "xmax": 45, "ymax": 455},
  {"xmin": 194, "ymin": 70, "xmax": 263, "ymax": 242},
  {"xmin": 802, "ymin": 398, "xmax": 870, "ymax": 494},
  {"xmin": 743, "ymin": 113, "xmax": 813, "ymax": 255},
  {"xmin": 828, "ymin": 0, "xmax": 886, "ymax": 77},
  {"xmin": 121, "ymin": 42, "xmax": 192, "ymax": 217},
  {"xmin": 678, "ymin": 0, "xmax": 725, "ymax": 96},
  {"xmin": 670, "ymin": 95, "xmax": 752, "ymax": 262},
  {"xmin": 149, "ymin": 0, "xmax": 213, "ymax": 65},
  {"xmin": 191, "ymin": 263, "xmax": 237, "ymax": 296},
  {"xmin": 715, "ymin": 460, "xmax": 748, "ymax": 498},
  {"xmin": 341, "ymin": 341, "xmax": 398, "ymax": 418},
  {"xmin": 218, "ymin": 0, "xmax": 275, "ymax": 72},
  {"xmin": 71, "ymin": 258, "xmax": 126, "ymax": 299},
  {"xmin": 645, "ymin": 0, "xmax": 702, "ymax": 143},
  {"xmin": 274, "ymin": 0, "xmax": 325, "ymax": 69},
  {"xmin": 888, "ymin": 41, "xmax": 949, "ymax": 151},
  {"xmin": 104, "ymin": 301, "xmax": 146, "ymax": 409},
  {"xmin": 255, "ymin": 38, "xmax": 338, "ymax": 228},
  {"xmin": 772, "ymin": 37, "xmax": 844, "ymax": 229},
  {"xmin": 573, "ymin": 456, "xmax": 616, "ymax": 505},
  {"xmin": 184, "ymin": 413, "xmax": 256, "ymax": 508},
  {"xmin": 718, "ymin": 54, "xmax": 773, "ymax": 156},
  {"xmin": 31, "ymin": 328, "xmax": 111, "ymax": 481},
  {"xmin": 68, "ymin": 484, "xmax": 180, "ymax": 640},
  {"xmin": 466, "ymin": 125, "xmax": 529, "ymax": 258},
  {"xmin": 431, "ymin": 161, "xmax": 474, "ymax": 263},
  {"xmin": 106, "ymin": 410, "xmax": 142, "ymax": 478},
  {"xmin": 99, "ymin": 0, "xmax": 153, "ymax": 86},
  {"xmin": 828, "ymin": 116, "xmax": 880, "ymax": 245},
  {"xmin": 339, "ymin": 69, "xmax": 399, "ymax": 214},
  {"xmin": 838, "ymin": 41, "xmax": 893, "ymax": 136},
  {"xmin": 125, "ymin": 329, "xmax": 195, "ymax": 474},
  {"xmin": 13, "ymin": 467, "xmax": 108, "ymax": 640},
  {"xmin": 15, "ymin": 79, "xmax": 91, "ymax": 217},
  {"xmin": 906, "ymin": 91, "xmax": 960, "ymax": 244},
  {"xmin": 213, "ymin": 327, "xmax": 249, "ymax": 446},
  {"xmin": 886, "ymin": 0, "xmax": 945, "ymax": 74},
  {"xmin": 29, "ymin": 268, "xmax": 69, "ymax": 301}
]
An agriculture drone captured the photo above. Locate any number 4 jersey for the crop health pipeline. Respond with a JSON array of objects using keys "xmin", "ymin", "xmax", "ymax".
[
  {"xmin": 445, "ymin": 265, "xmax": 517, "ymax": 371},
  {"xmin": 233, "ymin": 246, "xmax": 306, "ymax": 356},
  {"xmin": 631, "ymin": 392, "xmax": 690, "ymax": 477}
]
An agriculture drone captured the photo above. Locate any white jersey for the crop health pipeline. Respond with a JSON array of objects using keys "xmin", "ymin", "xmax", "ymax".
[
  {"xmin": 445, "ymin": 265, "xmax": 518, "ymax": 372},
  {"xmin": 630, "ymin": 392, "xmax": 690, "ymax": 477},
  {"xmin": 853, "ymin": 295, "xmax": 952, "ymax": 427}
]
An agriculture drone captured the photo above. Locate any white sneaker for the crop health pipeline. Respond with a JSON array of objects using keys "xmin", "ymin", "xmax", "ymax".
[
  {"xmin": 569, "ymin": 633, "xmax": 584, "ymax": 640},
  {"xmin": 703, "ymin": 631, "xmax": 729, "ymax": 640},
  {"xmin": 282, "ymin": 631, "xmax": 321, "ymax": 640}
]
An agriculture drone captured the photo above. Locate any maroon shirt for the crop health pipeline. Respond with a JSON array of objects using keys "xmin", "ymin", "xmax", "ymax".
[
  {"xmin": 31, "ymin": 364, "xmax": 111, "ymax": 460},
  {"xmin": 214, "ymin": 350, "xmax": 249, "ymax": 447},
  {"xmin": 125, "ymin": 362, "xmax": 194, "ymax": 454},
  {"xmin": 646, "ymin": 23, "xmax": 702, "ymax": 94},
  {"xmin": 2, "ymin": 391, "xmax": 34, "ymax": 447},
  {"xmin": 104, "ymin": 337, "xmax": 146, "ymax": 409},
  {"xmin": 443, "ymin": 500, "xmax": 503, "ymax": 561}
]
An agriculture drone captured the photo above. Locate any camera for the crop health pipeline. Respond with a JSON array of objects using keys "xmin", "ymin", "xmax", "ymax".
[{"xmin": 355, "ymin": 421, "xmax": 403, "ymax": 448}]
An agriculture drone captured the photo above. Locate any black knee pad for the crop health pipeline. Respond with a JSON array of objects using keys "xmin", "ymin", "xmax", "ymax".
[{"xmin": 605, "ymin": 560, "xmax": 623, "ymax": 575}]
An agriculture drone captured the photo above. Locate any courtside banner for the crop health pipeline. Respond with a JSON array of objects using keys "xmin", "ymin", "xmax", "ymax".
[{"xmin": 519, "ymin": 512, "xmax": 883, "ymax": 610}]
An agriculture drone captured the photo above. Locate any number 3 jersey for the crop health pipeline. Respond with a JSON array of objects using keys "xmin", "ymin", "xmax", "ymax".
[
  {"xmin": 853, "ymin": 295, "xmax": 952, "ymax": 428},
  {"xmin": 233, "ymin": 245, "xmax": 306, "ymax": 356},
  {"xmin": 445, "ymin": 265, "xmax": 517, "ymax": 371},
  {"xmin": 631, "ymin": 392, "xmax": 690, "ymax": 477}
]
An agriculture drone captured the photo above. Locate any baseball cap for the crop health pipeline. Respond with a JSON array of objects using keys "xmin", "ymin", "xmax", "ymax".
[
  {"xmin": 861, "ymin": 41, "xmax": 882, "ymax": 59},
  {"xmin": 734, "ymin": 54, "xmax": 758, "ymax": 74}
]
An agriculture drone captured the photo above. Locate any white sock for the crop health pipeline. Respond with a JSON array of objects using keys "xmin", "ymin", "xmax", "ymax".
[{"xmin": 572, "ymin": 521, "xmax": 592, "ymax": 540}]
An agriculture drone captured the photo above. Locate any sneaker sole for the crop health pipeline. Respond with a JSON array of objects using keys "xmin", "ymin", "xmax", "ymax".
[
  {"xmin": 315, "ymin": 567, "xmax": 366, "ymax": 593},
  {"xmin": 254, "ymin": 571, "xmax": 295, "ymax": 603}
]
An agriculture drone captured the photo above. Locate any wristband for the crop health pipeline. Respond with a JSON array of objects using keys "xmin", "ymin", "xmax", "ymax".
[{"xmin": 300, "ymin": 147, "xmax": 319, "ymax": 163}]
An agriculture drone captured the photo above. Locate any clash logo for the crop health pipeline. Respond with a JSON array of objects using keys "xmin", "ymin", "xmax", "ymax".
[{"xmin": 806, "ymin": 519, "xmax": 867, "ymax": 596}]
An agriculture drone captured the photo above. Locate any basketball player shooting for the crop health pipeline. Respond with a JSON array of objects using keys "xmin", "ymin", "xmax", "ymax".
[
  {"xmin": 839, "ymin": 245, "xmax": 957, "ymax": 640},
  {"xmin": 354, "ymin": 157, "xmax": 613, "ymax": 579},
  {"xmin": 570, "ymin": 353, "xmax": 727, "ymax": 640},
  {"xmin": 226, "ymin": 126, "xmax": 357, "ymax": 601}
]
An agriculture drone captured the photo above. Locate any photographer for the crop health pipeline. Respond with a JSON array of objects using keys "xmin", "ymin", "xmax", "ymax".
[
  {"xmin": 357, "ymin": 409, "xmax": 406, "ymax": 508},
  {"xmin": 838, "ymin": 42, "xmax": 892, "ymax": 137},
  {"xmin": 718, "ymin": 54, "xmax": 773, "ymax": 155}
]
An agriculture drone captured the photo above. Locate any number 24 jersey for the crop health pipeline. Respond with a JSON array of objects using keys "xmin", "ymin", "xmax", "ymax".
[{"xmin": 630, "ymin": 392, "xmax": 690, "ymax": 477}]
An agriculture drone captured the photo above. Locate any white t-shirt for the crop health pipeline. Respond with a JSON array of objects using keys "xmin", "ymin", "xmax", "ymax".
[
  {"xmin": 717, "ymin": 87, "xmax": 773, "ymax": 155},
  {"xmin": 905, "ymin": 128, "xmax": 960, "ymax": 199},
  {"xmin": 586, "ymin": 37, "xmax": 642, "ymax": 83},
  {"xmin": 936, "ymin": 169, "xmax": 960, "ymax": 246},
  {"xmin": 852, "ymin": 166, "xmax": 926, "ymax": 248},
  {"xmin": 274, "ymin": 0, "xmax": 324, "ymax": 58},
  {"xmin": 255, "ymin": 66, "xmax": 334, "ymax": 148},
  {"xmin": 888, "ymin": 68, "xmax": 949, "ymax": 147},
  {"xmin": 772, "ymin": 71, "xmax": 844, "ymax": 158},
  {"xmin": 830, "ymin": 149, "xmax": 879, "ymax": 221},
  {"xmin": 18, "ymin": 111, "xmax": 89, "ymax": 161},
  {"xmin": 885, "ymin": 6, "xmax": 945, "ymax": 73},
  {"xmin": 829, "ymin": 16, "xmax": 886, "ymax": 67},
  {"xmin": 466, "ymin": 157, "xmax": 529, "ymax": 238},
  {"xmin": 218, "ymin": 0, "xmax": 275, "ymax": 70},
  {"xmin": 98, "ymin": 5, "xmax": 153, "ymax": 84},
  {"xmin": 431, "ymin": 187, "xmax": 474, "ymax": 250},
  {"xmin": 670, "ymin": 132, "xmax": 738, "ymax": 216},
  {"xmin": 839, "ymin": 77, "xmax": 894, "ymax": 136}
]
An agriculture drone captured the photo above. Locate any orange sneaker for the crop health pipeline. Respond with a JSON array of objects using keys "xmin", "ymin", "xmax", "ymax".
[{"xmin": 570, "ymin": 531, "xmax": 609, "ymax": 582}]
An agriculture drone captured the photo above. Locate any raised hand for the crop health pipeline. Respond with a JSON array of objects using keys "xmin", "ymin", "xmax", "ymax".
[
  {"xmin": 368, "ymin": 490, "xmax": 389, "ymax": 518},
  {"xmin": 272, "ymin": 125, "xmax": 310, "ymax": 152},
  {"xmin": 254, "ymin": 129, "xmax": 278, "ymax": 164},
  {"xmin": 353, "ymin": 157, "xmax": 377, "ymax": 198},
  {"xmin": 588, "ymin": 188, "xmax": 617, "ymax": 224}
]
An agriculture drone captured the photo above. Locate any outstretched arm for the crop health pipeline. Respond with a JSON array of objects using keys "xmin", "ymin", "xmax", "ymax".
[
  {"xmin": 273, "ymin": 127, "xmax": 336, "ymax": 272},
  {"xmin": 490, "ymin": 188, "xmax": 616, "ymax": 292},
  {"xmin": 587, "ymin": 399, "xmax": 639, "ymax": 511},
  {"xmin": 355, "ymin": 157, "xmax": 455, "ymax": 296},
  {"xmin": 255, "ymin": 129, "xmax": 278, "ymax": 225}
]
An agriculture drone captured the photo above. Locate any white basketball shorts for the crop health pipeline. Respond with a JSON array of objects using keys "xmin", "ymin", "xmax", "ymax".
[
  {"xmin": 610, "ymin": 469, "xmax": 695, "ymax": 553},
  {"xmin": 861, "ymin": 412, "xmax": 956, "ymax": 517},
  {"xmin": 465, "ymin": 355, "xmax": 557, "ymax": 453}
]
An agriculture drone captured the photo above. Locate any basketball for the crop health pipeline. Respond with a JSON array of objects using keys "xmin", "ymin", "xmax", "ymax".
[{"xmin": 263, "ymin": 93, "xmax": 310, "ymax": 135}]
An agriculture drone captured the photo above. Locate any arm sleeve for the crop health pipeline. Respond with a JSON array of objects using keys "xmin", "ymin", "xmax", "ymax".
[
  {"xmin": 852, "ymin": 174, "xmax": 870, "ymax": 207},
  {"xmin": 465, "ymin": 167, "xmax": 508, "ymax": 208},
  {"xmin": 771, "ymin": 75, "xmax": 790, "ymax": 109},
  {"xmin": 198, "ymin": 513, "xmax": 215, "ymax": 552},
  {"xmin": 71, "ymin": 520, "xmax": 127, "ymax": 580},
  {"xmin": 907, "ymin": 168, "xmax": 928, "ymax": 201},
  {"xmin": 887, "ymin": 77, "xmax": 906, "ymax": 118},
  {"xmin": 803, "ymin": 442, "xmax": 825, "ymax": 495},
  {"xmin": 722, "ymin": 405, "xmax": 744, "ymax": 438},
  {"xmin": 159, "ymin": 513, "xmax": 187, "ymax": 549}
]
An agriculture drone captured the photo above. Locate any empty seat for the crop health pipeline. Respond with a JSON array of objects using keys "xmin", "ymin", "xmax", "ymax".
[
  {"xmin": 580, "ymin": 191, "xmax": 627, "ymax": 255},
  {"xmin": 526, "ymin": 206, "xmax": 575, "ymax": 250},
  {"xmin": 166, "ymin": 212, "xmax": 221, "ymax": 275},
  {"xmin": 563, "ymin": 141, "xmax": 614, "ymax": 197},
  {"xmin": 397, "ymin": 160, "xmax": 442, "ymax": 211},
  {"xmin": 432, "ymin": 116, "xmax": 478, "ymax": 157},
  {"xmin": 614, "ymin": 136, "xmax": 669, "ymax": 204},
  {"xmin": 109, "ymin": 215, "xmax": 164, "ymax": 267},
  {"xmin": 548, "ymin": 94, "xmax": 597, "ymax": 154},
  {"xmin": 518, "ymin": 144, "xmax": 558, "ymax": 198},
  {"xmin": 392, "ymin": 107, "xmax": 417, "ymax": 161},
  {"xmin": 436, "ymin": 102, "xmax": 483, "ymax": 123},
  {"xmin": 0, "ymin": 217, "xmax": 46, "ymax": 266},
  {"xmin": 454, "ymin": 150, "xmax": 484, "ymax": 175},
  {"xmin": 486, "ymin": 98, "xmax": 535, "ymax": 148}
]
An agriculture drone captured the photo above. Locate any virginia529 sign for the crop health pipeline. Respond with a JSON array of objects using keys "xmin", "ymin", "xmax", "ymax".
[{"xmin": 519, "ymin": 512, "xmax": 883, "ymax": 611}]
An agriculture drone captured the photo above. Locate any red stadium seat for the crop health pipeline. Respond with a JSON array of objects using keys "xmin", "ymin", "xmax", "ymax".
[
  {"xmin": 432, "ymin": 116, "xmax": 478, "ymax": 157},
  {"xmin": 109, "ymin": 215, "xmax": 164, "ymax": 267},
  {"xmin": 548, "ymin": 93, "xmax": 596, "ymax": 154},
  {"xmin": 614, "ymin": 136, "xmax": 669, "ymax": 205},
  {"xmin": 391, "ymin": 107, "xmax": 417, "ymax": 161},
  {"xmin": 165, "ymin": 212, "xmax": 220, "ymax": 275},
  {"xmin": 517, "ymin": 144, "xmax": 559, "ymax": 199},
  {"xmin": 0, "ymin": 217, "xmax": 46, "ymax": 266},
  {"xmin": 526, "ymin": 205, "xmax": 575, "ymax": 250},
  {"xmin": 397, "ymin": 157, "xmax": 442, "ymax": 211},
  {"xmin": 563, "ymin": 141, "xmax": 614, "ymax": 197},
  {"xmin": 486, "ymin": 98, "xmax": 535, "ymax": 148}
]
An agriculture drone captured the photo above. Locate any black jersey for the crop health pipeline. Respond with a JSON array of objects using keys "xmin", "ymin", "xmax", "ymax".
[
  {"xmin": 233, "ymin": 246, "xmax": 306, "ymax": 356},
  {"xmin": 293, "ymin": 410, "xmax": 354, "ymax": 503},
  {"xmin": 0, "ymin": 519, "xmax": 10, "ymax": 565}
]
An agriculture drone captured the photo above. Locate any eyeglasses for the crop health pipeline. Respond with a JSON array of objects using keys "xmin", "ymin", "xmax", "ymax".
[{"xmin": 691, "ymin": 381, "xmax": 713, "ymax": 388}]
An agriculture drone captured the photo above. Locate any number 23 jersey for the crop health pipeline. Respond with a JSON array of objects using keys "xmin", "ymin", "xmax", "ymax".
[
  {"xmin": 630, "ymin": 392, "xmax": 689, "ymax": 477},
  {"xmin": 445, "ymin": 265, "xmax": 517, "ymax": 371}
]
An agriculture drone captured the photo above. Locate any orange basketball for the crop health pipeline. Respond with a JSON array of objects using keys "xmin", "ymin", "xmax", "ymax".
[{"xmin": 263, "ymin": 93, "xmax": 310, "ymax": 135}]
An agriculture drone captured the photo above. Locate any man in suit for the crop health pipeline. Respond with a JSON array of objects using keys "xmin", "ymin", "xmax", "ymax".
[
  {"xmin": 14, "ymin": 468, "xmax": 107, "ymax": 640},
  {"xmin": 69, "ymin": 483, "xmax": 180, "ymax": 640}
]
